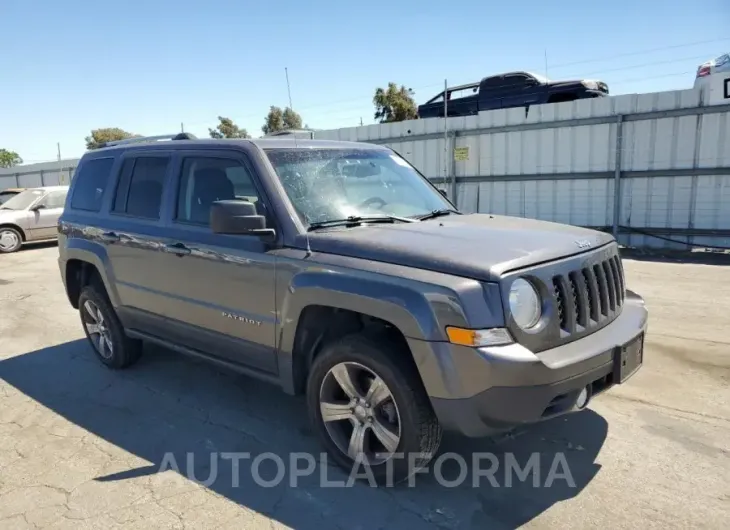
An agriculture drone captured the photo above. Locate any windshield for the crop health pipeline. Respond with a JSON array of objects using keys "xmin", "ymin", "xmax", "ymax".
[
  {"xmin": 264, "ymin": 148, "xmax": 452, "ymax": 226},
  {"xmin": 0, "ymin": 189, "xmax": 43, "ymax": 210}
]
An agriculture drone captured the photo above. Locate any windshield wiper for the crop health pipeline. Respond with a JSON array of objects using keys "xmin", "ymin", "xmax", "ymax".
[
  {"xmin": 415, "ymin": 208, "xmax": 462, "ymax": 221},
  {"xmin": 308, "ymin": 214, "xmax": 416, "ymax": 231}
]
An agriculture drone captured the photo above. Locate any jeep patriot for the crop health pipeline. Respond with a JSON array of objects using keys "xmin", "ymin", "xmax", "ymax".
[{"xmin": 58, "ymin": 133, "xmax": 648, "ymax": 482}]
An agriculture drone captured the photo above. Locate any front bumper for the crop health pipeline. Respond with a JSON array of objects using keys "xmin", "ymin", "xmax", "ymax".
[{"xmin": 410, "ymin": 291, "xmax": 648, "ymax": 437}]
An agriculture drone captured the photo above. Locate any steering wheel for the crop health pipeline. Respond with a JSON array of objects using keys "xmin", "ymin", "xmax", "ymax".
[{"xmin": 358, "ymin": 197, "xmax": 387, "ymax": 210}]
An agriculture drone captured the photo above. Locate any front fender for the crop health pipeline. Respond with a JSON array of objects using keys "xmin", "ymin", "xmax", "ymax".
[{"xmin": 276, "ymin": 268, "xmax": 477, "ymax": 394}]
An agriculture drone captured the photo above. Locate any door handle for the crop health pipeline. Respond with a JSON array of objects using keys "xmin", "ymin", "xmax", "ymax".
[
  {"xmin": 163, "ymin": 243, "xmax": 191, "ymax": 256},
  {"xmin": 100, "ymin": 231, "xmax": 120, "ymax": 243}
]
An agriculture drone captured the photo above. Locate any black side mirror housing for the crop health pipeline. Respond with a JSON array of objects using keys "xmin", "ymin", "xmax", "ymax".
[
  {"xmin": 210, "ymin": 200, "xmax": 276, "ymax": 241},
  {"xmin": 438, "ymin": 189, "xmax": 448, "ymax": 198},
  {"xmin": 30, "ymin": 204, "xmax": 45, "ymax": 211}
]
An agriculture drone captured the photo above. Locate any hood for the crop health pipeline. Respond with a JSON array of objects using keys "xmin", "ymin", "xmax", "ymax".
[
  {"xmin": 0, "ymin": 209, "xmax": 27, "ymax": 223},
  {"xmin": 546, "ymin": 78, "xmax": 589, "ymax": 88},
  {"xmin": 548, "ymin": 78, "xmax": 607, "ymax": 90},
  {"xmin": 303, "ymin": 214, "xmax": 615, "ymax": 281}
]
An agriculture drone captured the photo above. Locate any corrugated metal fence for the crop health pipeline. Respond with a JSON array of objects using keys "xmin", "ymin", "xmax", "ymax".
[
  {"xmin": 314, "ymin": 88, "xmax": 730, "ymax": 250},
  {"xmin": 0, "ymin": 160, "xmax": 78, "ymax": 189},
  {"xmin": 2, "ymin": 87, "xmax": 728, "ymax": 249}
]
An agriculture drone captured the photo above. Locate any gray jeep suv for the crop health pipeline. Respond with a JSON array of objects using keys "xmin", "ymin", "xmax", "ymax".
[{"xmin": 58, "ymin": 133, "xmax": 648, "ymax": 482}]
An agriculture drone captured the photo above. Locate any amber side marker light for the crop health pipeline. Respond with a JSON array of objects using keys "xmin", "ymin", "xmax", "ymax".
[{"xmin": 445, "ymin": 327, "xmax": 513, "ymax": 347}]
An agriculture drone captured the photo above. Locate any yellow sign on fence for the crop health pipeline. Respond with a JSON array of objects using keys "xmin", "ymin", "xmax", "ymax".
[{"xmin": 454, "ymin": 147, "xmax": 469, "ymax": 161}]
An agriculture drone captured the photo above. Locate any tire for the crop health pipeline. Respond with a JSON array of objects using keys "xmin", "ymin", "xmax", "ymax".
[
  {"xmin": 0, "ymin": 227, "xmax": 23, "ymax": 253},
  {"xmin": 306, "ymin": 333, "xmax": 442, "ymax": 485},
  {"xmin": 78, "ymin": 281, "xmax": 143, "ymax": 369}
]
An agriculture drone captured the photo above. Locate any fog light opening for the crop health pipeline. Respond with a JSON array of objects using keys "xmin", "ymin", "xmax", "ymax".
[{"xmin": 576, "ymin": 385, "xmax": 591, "ymax": 410}]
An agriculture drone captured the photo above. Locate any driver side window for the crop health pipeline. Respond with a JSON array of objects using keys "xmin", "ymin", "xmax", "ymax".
[{"xmin": 38, "ymin": 190, "xmax": 68, "ymax": 209}]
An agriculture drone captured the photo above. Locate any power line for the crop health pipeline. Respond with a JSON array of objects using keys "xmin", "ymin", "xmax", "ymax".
[{"xmin": 542, "ymin": 36, "xmax": 730, "ymax": 71}]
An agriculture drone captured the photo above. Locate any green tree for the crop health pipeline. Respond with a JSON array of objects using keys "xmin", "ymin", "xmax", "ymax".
[
  {"xmin": 262, "ymin": 106, "xmax": 304, "ymax": 134},
  {"xmin": 85, "ymin": 128, "xmax": 139, "ymax": 150},
  {"xmin": 0, "ymin": 149, "xmax": 22, "ymax": 168},
  {"xmin": 373, "ymin": 83, "xmax": 418, "ymax": 123},
  {"xmin": 208, "ymin": 116, "xmax": 250, "ymax": 139}
]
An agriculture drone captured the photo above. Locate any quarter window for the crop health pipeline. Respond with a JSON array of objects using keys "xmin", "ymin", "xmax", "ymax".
[{"xmin": 70, "ymin": 157, "xmax": 114, "ymax": 211}]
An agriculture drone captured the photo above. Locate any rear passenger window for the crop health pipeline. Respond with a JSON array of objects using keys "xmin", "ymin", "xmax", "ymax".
[
  {"xmin": 70, "ymin": 157, "xmax": 114, "ymax": 211},
  {"xmin": 175, "ymin": 157, "xmax": 260, "ymax": 226},
  {"xmin": 112, "ymin": 157, "xmax": 169, "ymax": 219}
]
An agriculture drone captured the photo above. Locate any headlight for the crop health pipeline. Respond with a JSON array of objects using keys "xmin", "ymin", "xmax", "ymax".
[
  {"xmin": 581, "ymin": 80, "xmax": 599, "ymax": 90},
  {"xmin": 509, "ymin": 278, "xmax": 541, "ymax": 329}
]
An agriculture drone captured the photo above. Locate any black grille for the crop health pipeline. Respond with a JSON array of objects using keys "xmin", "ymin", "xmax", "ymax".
[{"xmin": 552, "ymin": 255, "xmax": 625, "ymax": 334}]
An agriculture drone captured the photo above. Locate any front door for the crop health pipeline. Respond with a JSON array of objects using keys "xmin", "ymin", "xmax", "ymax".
[
  {"xmin": 153, "ymin": 151, "xmax": 277, "ymax": 374},
  {"xmin": 26, "ymin": 189, "xmax": 68, "ymax": 240}
]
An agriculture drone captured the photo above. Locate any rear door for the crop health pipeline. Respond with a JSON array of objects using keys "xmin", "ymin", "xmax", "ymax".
[
  {"xmin": 103, "ymin": 152, "xmax": 175, "ymax": 333},
  {"xmin": 26, "ymin": 189, "xmax": 68, "ymax": 240},
  {"xmin": 152, "ymin": 150, "xmax": 278, "ymax": 374}
]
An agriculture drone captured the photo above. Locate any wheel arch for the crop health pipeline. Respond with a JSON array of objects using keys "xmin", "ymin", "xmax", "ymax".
[
  {"xmin": 277, "ymin": 271, "xmax": 446, "ymax": 395},
  {"xmin": 0, "ymin": 223, "xmax": 26, "ymax": 241},
  {"xmin": 62, "ymin": 241, "xmax": 119, "ymax": 309}
]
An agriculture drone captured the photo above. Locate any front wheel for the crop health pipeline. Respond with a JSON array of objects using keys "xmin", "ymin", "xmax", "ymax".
[{"xmin": 306, "ymin": 333, "xmax": 442, "ymax": 484}]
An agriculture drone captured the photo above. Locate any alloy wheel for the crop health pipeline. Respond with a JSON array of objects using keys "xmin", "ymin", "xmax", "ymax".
[
  {"xmin": 319, "ymin": 361, "xmax": 401, "ymax": 465},
  {"xmin": 82, "ymin": 300, "xmax": 114, "ymax": 359}
]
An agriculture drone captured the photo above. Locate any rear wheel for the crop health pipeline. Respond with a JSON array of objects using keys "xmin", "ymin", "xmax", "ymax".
[
  {"xmin": 306, "ymin": 333, "xmax": 442, "ymax": 484},
  {"xmin": 0, "ymin": 227, "xmax": 22, "ymax": 253},
  {"xmin": 78, "ymin": 282, "xmax": 143, "ymax": 369}
]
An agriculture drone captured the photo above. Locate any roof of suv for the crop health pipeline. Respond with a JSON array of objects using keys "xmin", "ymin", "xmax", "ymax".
[{"xmin": 90, "ymin": 137, "xmax": 386, "ymax": 155}]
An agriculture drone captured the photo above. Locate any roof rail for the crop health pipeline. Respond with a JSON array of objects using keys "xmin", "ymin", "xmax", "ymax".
[
  {"xmin": 264, "ymin": 129, "xmax": 315, "ymax": 138},
  {"xmin": 102, "ymin": 132, "xmax": 197, "ymax": 148}
]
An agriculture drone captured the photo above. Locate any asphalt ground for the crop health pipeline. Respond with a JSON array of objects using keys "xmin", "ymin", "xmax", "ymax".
[{"xmin": 0, "ymin": 243, "xmax": 728, "ymax": 529}]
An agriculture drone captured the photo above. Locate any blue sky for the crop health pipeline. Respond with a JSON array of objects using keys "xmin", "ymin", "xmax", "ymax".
[{"xmin": 1, "ymin": 0, "xmax": 728, "ymax": 163}]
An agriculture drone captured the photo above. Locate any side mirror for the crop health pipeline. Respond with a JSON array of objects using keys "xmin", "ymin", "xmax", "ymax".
[
  {"xmin": 30, "ymin": 204, "xmax": 46, "ymax": 211},
  {"xmin": 438, "ymin": 189, "xmax": 448, "ymax": 198},
  {"xmin": 210, "ymin": 200, "xmax": 276, "ymax": 241}
]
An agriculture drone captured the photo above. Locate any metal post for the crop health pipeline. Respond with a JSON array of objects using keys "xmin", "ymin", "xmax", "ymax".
[
  {"xmin": 443, "ymin": 79, "xmax": 448, "ymax": 196},
  {"xmin": 612, "ymin": 115, "xmax": 624, "ymax": 240},
  {"xmin": 450, "ymin": 133, "xmax": 457, "ymax": 205}
]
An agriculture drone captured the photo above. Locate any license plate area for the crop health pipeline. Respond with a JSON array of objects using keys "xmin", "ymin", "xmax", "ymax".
[{"xmin": 614, "ymin": 333, "xmax": 644, "ymax": 383}]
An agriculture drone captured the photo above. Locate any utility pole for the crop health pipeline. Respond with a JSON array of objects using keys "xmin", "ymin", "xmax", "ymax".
[
  {"xmin": 180, "ymin": 122, "xmax": 185, "ymax": 133},
  {"xmin": 544, "ymin": 49, "xmax": 549, "ymax": 79},
  {"xmin": 360, "ymin": 117, "xmax": 363, "ymax": 126},
  {"xmin": 56, "ymin": 143, "xmax": 61, "ymax": 161},
  {"xmin": 285, "ymin": 67, "xmax": 293, "ymax": 110}
]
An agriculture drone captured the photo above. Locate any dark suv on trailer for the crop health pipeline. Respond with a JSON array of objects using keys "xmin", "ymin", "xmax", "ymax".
[{"xmin": 58, "ymin": 133, "xmax": 647, "ymax": 482}]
